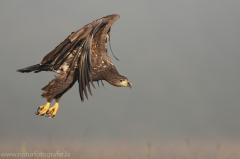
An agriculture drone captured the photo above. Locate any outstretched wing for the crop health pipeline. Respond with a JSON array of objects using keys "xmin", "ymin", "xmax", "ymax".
[{"xmin": 41, "ymin": 14, "xmax": 120, "ymax": 101}]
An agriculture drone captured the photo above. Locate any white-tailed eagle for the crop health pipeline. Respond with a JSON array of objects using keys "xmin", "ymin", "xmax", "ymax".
[{"xmin": 17, "ymin": 14, "xmax": 132, "ymax": 118}]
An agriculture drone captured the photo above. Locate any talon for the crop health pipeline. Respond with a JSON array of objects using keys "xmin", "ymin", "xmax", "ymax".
[
  {"xmin": 45, "ymin": 102, "xmax": 59, "ymax": 118},
  {"xmin": 35, "ymin": 102, "xmax": 50, "ymax": 116},
  {"xmin": 35, "ymin": 106, "xmax": 43, "ymax": 115},
  {"xmin": 35, "ymin": 107, "xmax": 41, "ymax": 115},
  {"xmin": 48, "ymin": 115, "xmax": 55, "ymax": 118}
]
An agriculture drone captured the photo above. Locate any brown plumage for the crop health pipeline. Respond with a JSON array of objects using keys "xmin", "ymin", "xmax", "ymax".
[{"xmin": 17, "ymin": 14, "xmax": 132, "ymax": 118}]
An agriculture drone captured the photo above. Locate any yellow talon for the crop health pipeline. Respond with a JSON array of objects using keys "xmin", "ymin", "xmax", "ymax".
[
  {"xmin": 36, "ymin": 102, "xmax": 50, "ymax": 116},
  {"xmin": 46, "ymin": 102, "xmax": 59, "ymax": 118}
]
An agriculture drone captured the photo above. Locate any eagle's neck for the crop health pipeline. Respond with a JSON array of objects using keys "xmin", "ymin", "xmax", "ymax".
[
  {"xmin": 102, "ymin": 67, "xmax": 122, "ymax": 86},
  {"xmin": 90, "ymin": 65, "xmax": 119, "ymax": 81},
  {"xmin": 102, "ymin": 66, "xmax": 120, "ymax": 82}
]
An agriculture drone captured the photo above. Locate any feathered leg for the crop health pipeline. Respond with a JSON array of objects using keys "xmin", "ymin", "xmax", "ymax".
[{"xmin": 36, "ymin": 71, "xmax": 77, "ymax": 118}]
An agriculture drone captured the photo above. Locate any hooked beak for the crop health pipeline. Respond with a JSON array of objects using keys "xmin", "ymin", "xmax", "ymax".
[{"xmin": 127, "ymin": 82, "xmax": 132, "ymax": 89}]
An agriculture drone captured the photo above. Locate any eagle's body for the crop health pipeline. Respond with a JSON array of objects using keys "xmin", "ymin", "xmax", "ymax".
[{"xmin": 17, "ymin": 14, "xmax": 131, "ymax": 118}]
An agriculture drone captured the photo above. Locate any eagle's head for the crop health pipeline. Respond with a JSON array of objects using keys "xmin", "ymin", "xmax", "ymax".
[{"xmin": 107, "ymin": 75, "xmax": 132, "ymax": 88}]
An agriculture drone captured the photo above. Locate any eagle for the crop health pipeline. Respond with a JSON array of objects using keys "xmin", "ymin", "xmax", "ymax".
[{"xmin": 17, "ymin": 14, "xmax": 132, "ymax": 118}]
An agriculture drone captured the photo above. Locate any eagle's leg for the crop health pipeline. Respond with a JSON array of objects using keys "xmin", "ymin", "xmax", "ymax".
[
  {"xmin": 38, "ymin": 70, "xmax": 76, "ymax": 118},
  {"xmin": 45, "ymin": 98, "xmax": 61, "ymax": 118},
  {"xmin": 35, "ymin": 101, "xmax": 51, "ymax": 116}
]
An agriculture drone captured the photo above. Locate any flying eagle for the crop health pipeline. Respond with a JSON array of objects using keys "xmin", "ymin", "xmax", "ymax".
[{"xmin": 17, "ymin": 14, "xmax": 132, "ymax": 118}]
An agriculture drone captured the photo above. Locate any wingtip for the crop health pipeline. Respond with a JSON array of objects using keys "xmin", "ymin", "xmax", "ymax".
[{"xmin": 104, "ymin": 14, "xmax": 120, "ymax": 21}]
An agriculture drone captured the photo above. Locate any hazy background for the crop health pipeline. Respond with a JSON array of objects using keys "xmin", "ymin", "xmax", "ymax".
[{"xmin": 1, "ymin": 0, "xmax": 240, "ymax": 145}]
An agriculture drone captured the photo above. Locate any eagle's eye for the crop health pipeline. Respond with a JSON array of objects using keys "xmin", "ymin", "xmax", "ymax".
[{"xmin": 120, "ymin": 79, "xmax": 124, "ymax": 82}]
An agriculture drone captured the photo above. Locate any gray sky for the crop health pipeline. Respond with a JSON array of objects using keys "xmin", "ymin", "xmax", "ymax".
[{"xmin": 1, "ymin": 0, "xmax": 240, "ymax": 143}]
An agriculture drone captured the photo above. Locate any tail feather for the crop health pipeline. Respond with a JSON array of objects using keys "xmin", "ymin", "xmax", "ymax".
[{"xmin": 17, "ymin": 64, "xmax": 52, "ymax": 73}]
